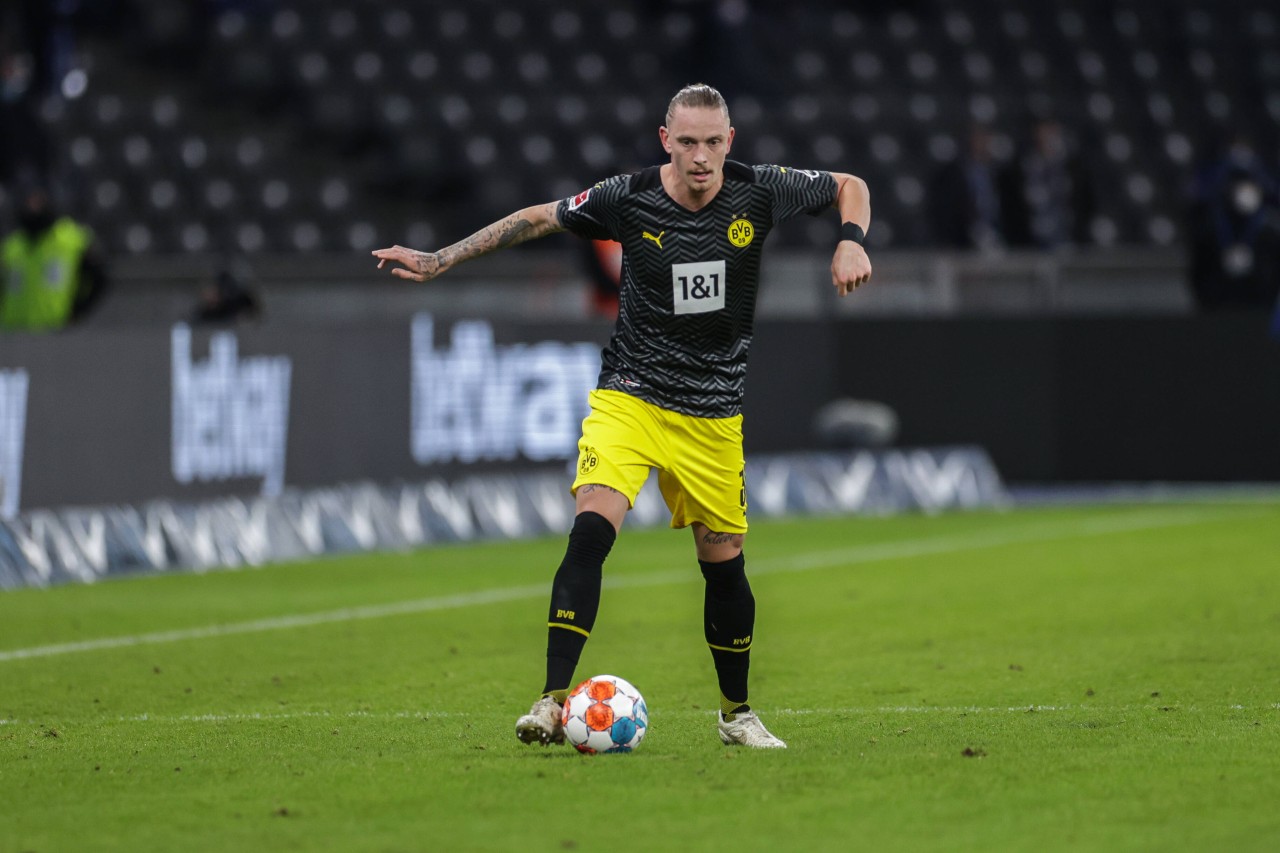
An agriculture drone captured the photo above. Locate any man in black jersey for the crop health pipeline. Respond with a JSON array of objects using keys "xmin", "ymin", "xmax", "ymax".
[{"xmin": 374, "ymin": 84, "xmax": 872, "ymax": 749}]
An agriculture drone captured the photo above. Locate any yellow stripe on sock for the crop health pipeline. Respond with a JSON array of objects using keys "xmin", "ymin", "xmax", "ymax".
[
  {"xmin": 706, "ymin": 642, "xmax": 751, "ymax": 652},
  {"xmin": 548, "ymin": 622, "xmax": 590, "ymax": 638},
  {"xmin": 720, "ymin": 693, "xmax": 749, "ymax": 716}
]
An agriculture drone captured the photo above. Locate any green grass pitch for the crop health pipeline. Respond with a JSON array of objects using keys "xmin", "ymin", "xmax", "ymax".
[{"xmin": 2, "ymin": 501, "xmax": 1278, "ymax": 852}]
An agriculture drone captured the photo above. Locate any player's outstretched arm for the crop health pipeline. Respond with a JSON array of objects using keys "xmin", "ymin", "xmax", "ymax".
[
  {"xmin": 829, "ymin": 173, "xmax": 873, "ymax": 297},
  {"xmin": 372, "ymin": 201, "xmax": 565, "ymax": 282}
]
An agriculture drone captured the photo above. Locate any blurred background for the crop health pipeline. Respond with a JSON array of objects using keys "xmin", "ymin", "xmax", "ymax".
[{"xmin": 1, "ymin": 0, "xmax": 1278, "ymax": 539}]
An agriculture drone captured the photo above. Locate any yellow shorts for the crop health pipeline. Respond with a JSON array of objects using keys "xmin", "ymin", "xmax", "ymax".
[{"xmin": 572, "ymin": 389, "xmax": 747, "ymax": 533}]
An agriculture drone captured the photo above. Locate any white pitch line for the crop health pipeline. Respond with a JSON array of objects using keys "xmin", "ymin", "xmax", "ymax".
[
  {"xmin": 0, "ymin": 582, "xmax": 549, "ymax": 663},
  {"xmin": 0, "ymin": 506, "xmax": 1253, "ymax": 664},
  {"xmin": 2, "ymin": 702, "xmax": 1276, "ymax": 728},
  {"xmin": 740, "ymin": 507, "xmax": 1263, "ymax": 578}
]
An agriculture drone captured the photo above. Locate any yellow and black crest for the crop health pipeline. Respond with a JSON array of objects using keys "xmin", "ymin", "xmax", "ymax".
[
  {"xmin": 727, "ymin": 218, "xmax": 754, "ymax": 248},
  {"xmin": 578, "ymin": 446, "xmax": 600, "ymax": 475}
]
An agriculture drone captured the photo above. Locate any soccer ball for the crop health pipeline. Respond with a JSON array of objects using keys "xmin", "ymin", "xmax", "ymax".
[{"xmin": 561, "ymin": 674, "xmax": 648, "ymax": 754}]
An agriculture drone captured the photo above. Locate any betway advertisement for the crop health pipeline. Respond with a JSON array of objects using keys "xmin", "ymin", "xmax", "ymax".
[
  {"xmin": 0, "ymin": 314, "xmax": 609, "ymax": 514},
  {"xmin": 409, "ymin": 314, "xmax": 599, "ymax": 464}
]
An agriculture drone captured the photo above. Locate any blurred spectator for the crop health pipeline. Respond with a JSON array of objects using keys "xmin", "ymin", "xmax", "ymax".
[
  {"xmin": 1, "ymin": 184, "xmax": 107, "ymax": 331},
  {"xmin": 192, "ymin": 255, "xmax": 261, "ymax": 323},
  {"xmin": 0, "ymin": 52, "xmax": 52, "ymax": 186},
  {"xmin": 1000, "ymin": 118, "xmax": 1095, "ymax": 249},
  {"xmin": 581, "ymin": 238, "xmax": 622, "ymax": 319},
  {"xmin": 928, "ymin": 125, "xmax": 1005, "ymax": 251},
  {"xmin": 18, "ymin": 0, "xmax": 78, "ymax": 97},
  {"xmin": 1188, "ymin": 139, "xmax": 1280, "ymax": 312}
]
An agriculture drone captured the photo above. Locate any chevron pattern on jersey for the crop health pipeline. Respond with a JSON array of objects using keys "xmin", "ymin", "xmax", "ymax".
[{"xmin": 558, "ymin": 161, "xmax": 837, "ymax": 418}]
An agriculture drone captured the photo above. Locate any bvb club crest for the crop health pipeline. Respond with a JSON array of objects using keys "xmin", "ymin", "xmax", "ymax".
[{"xmin": 728, "ymin": 218, "xmax": 754, "ymax": 248}]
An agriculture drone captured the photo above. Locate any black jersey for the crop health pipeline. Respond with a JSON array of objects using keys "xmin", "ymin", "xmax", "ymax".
[{"xmin": 557, "ymin": 161, "xmax": 837, "ymax": 418}]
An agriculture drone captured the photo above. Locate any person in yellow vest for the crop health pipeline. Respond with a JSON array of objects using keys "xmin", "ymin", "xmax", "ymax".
[{"xmin": 1, "ymin": 186, "xmax": 107, "ymax": 331}]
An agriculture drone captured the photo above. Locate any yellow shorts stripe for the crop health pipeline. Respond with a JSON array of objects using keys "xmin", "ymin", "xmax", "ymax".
[
  {"xmin": 706, "ymin": 642, "xmax": 752, "ymax": 653},
  {"xmin": 548, "ymin": 622, "xmax": 590, "ymax": 638}
]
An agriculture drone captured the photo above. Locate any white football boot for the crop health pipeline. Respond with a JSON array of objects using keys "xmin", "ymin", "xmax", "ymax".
[
  {"xmin": 515, "ymin": 696, "xmax": 565, "ymax": 746},
  {"xmin": 718, "ymin": 710, "xmax": 787, "ymax": 749}
]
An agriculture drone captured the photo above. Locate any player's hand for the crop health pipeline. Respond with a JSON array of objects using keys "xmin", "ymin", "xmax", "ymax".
[
  {"xmin": 831, "ymin": 240, "xmax": 872, "ymax": 297},
  {"xmin": 372, "ymin": 245, "xmax": 445, "ymax": 282}
]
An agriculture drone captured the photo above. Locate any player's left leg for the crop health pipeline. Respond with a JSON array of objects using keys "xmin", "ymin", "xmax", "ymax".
[
  {"xmin": 693, "ymin": 524, "xmax": 753, "ymax": 717},
  {"xmin": 660, "ymin": 411, "xmax": 786, "ymax": 748},
  {"xmin": 692, "ymin": 527, "xmax": 784, "ymax": 749}
]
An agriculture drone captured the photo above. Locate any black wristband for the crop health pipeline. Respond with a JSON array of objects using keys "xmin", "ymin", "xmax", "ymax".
[{"xmin": 839, "ymin": 221, "xmax": 866, "ymax": 245}]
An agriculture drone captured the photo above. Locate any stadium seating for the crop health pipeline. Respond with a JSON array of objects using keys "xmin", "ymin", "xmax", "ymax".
[{"xmin": 27, "ymin": 0, "xmax": 1280, "ymax": 255}]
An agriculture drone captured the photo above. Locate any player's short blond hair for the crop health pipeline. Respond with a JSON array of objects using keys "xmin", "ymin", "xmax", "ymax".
[{"xmin": 665, "ymin": 83, "xmax": 730, "ymax": 126}]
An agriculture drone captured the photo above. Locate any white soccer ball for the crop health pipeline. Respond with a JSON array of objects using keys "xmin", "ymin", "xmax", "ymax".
[{"xmin": 561, "ymin": 674, "xmax": 649, "ymax": 754}]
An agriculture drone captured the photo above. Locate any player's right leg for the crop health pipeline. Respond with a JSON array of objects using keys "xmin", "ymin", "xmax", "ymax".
[
  {"xmin": 515, "ymin": 490, "xmax": 626, "ymax": 746},
  {"xmin": 514, "ymin": 494, "xmax": 624, "ymax": 742},
  {"xmin": 517, "ymin": 390, "xmax": 653, "ymax": 746}
]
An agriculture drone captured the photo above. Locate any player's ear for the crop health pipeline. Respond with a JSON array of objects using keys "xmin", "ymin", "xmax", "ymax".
[
  {"xmin": 726, "ymin": 126, "xmax": 735, "ymax": 152},
  {"xmin": 659, "ymin": 125, "xmax": 672, "ymax": 154}
]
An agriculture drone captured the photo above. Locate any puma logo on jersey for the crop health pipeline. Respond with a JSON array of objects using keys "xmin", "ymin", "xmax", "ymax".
[{"xmin": 642, "ymin": 230, "xmax": 665, "ymax": 249}]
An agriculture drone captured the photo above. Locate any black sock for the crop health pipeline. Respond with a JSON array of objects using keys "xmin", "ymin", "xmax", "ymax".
[
  {"xmin": 700, "ymin": 552, "xmax": 754, "ymax": 715},
  {"xmin": 542, "ymin": 511, "xmax": 616, "ymax": 697}
]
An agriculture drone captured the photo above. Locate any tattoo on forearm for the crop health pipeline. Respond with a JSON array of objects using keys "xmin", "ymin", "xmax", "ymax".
[
  {"xmin": 434, "ymin": 206, "xmax": 562, "ymax": 271},
  {"xmin": 494, "ymin": 217, "xmax": 533, "ymax": 248},
  {"xmin": 445, "ymin": 216, "xmax": 534, "ymax": 266}
]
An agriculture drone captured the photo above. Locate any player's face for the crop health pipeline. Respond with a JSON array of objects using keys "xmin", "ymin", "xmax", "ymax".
[{"xmin": 660, "ymin": 106, "xmax": 735, "ymax": 198}]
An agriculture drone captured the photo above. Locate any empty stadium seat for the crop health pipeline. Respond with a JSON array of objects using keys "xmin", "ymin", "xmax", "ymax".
[{"xmin": 28, "ymin": 0, "xmax": 1280, "ymax": 253}]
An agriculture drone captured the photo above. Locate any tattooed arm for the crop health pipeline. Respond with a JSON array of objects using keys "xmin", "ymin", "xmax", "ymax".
[{"xmin": 372, "ymin": 201, "xmax": 564, "ymax": 282}]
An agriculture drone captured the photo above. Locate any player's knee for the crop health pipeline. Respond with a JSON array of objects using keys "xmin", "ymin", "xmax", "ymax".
[
  {"xmin": 573, "ymin": 484, "xmax": 629, "ymax": 528},
  {"xmin": 693, "ymin": 522, "xmax": 743, "ymax": 556},
  {"xmin": 699, "ymin": 551, "xmax": 751, "ymax": 600},
  {"xmin": 564, "ymin": 510, "xmax": 618, "ymax": 567}
]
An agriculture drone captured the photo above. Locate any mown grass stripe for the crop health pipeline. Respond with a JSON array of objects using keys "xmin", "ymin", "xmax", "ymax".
[{"xmin": 0, "ymin": 507, "xmax": 1248, "ymax": 664}]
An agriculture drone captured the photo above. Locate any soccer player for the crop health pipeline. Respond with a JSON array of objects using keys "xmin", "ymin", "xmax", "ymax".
[{"xmin": 374, "ymin": 83, "xmax": 872, "ymax": 749}]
